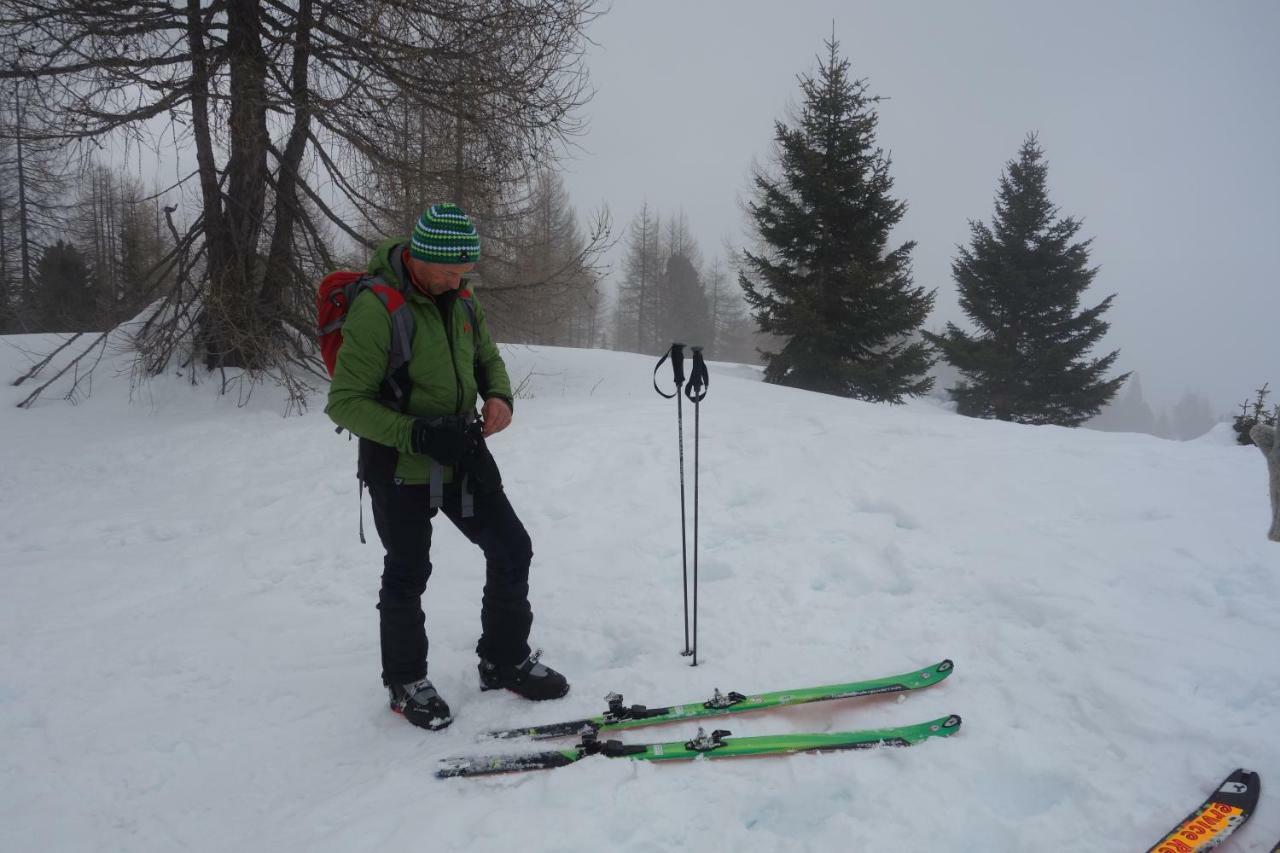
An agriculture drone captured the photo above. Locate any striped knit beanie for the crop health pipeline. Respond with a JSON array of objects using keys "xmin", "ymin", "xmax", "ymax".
[{"xmin": 410, "ymin": 203, "xmax": 481, "ymax": 264}]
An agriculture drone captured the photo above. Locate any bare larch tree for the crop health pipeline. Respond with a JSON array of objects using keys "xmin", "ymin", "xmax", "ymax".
[
  {"xmin": 0, "ymin": 79, "xmax": 70, "ymax": 331},
  {"xmin": 0, "ymin": 0, "xmax": 601, "ymax": 407}
]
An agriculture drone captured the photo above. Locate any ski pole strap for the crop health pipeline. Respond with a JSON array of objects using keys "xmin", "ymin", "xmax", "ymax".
[
  {"xmin": 685, "ymin": 346, "xmax": 709, "ymax": 404},
  {"xmin": 653, "ymin": 343, "xmax": 686, "ymax": 399}
]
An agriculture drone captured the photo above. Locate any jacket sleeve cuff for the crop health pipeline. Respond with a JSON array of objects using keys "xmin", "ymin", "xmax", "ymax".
[{"xmin": 484, "ymin": 394, "xmax": 514, "ymax": 414}]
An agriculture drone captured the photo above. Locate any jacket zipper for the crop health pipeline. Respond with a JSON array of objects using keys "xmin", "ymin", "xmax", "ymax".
[{"xmin": 440, "ymin": 294, "xmax": 465, "ymax": 415}]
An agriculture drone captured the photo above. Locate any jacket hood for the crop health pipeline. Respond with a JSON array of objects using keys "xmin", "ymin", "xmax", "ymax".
[{"xmin": 367, "ymin": 239, "xmax": 411, "ymax": 290}]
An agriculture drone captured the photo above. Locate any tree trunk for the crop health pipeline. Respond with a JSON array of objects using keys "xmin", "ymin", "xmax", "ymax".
[
  {"xmin": 185, "ymin": 0, "xmax": 230, "ymax": 366},
  {"xmin": 189, "ymin": 0, "xmax": 271, "ymax": 370},
  {"xmin": 216, "ymin": 0, "xmax": 271, "ymax": 368},
  {"xmin": 1250, "ymin": 414, "xmax": 1280, "ymax": 542},
  {"xmin": 0, "ymin": 174, "xmax": 9, "ymax": 329},
  {"xmin": 260, "ymin": 0, "xmax": 314, "ymax": 320},
  {"xmin": 14, "ymin": 85, "xmax": 32, "ymax": 307}
]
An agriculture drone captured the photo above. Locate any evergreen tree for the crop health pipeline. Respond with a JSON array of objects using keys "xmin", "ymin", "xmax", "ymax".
[
  {"xmin": 1169, "ymin": 390, "xmax": 1217, "ymax": 440},
  {"xmin": 661, "ymin": 253, "xmax": 712, "ymax": 347},
  {"xmin": 1088, "ymin": 373, "xmax": 1157, "ymax": 435},
  {"xmin": 655, "ymin": 212, "xmax": 710, "ymax": 347},
  {"xmin": 32, "ymin": 240, "xmax": 96, "ymax": 331},
  {"xmin": 740, "ymin": 38, "xmax": 935, "ymax": 402},
  {"xmin": 925, "ymin": 135, "xmax": 1126, "ymax": 425},
  {"xmin": 1233, "ymin": 384, "xmax": 1277, "ymax": 446}
]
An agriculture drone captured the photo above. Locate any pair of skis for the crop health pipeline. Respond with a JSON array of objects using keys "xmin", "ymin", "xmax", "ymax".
[
  {"xmin": 438, "ymin": 659, "xmax": 959, "ymax": 778},
  {"xmin": 439, "ymin": 664, "xmax": 1275, "ymax": 853}
]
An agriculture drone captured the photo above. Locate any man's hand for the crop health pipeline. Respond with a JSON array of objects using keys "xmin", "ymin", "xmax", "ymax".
[
  {"xmin": 482, "ymin": 397, "xmax": 512, "ymax": 437},
  {"xmin": 410, "ymin": 416, "xmax": 468, "ymax": 463}
]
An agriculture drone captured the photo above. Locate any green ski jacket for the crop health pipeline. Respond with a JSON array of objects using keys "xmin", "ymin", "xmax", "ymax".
[{"xmin": 325, "ymin": 239, "xmax": 513, "ymax": 484}]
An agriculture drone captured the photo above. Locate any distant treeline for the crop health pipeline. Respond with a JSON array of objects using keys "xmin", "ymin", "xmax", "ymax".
[{"xmin": 1, "ymin": 7, "xmax": 1152, "ymax": 426}]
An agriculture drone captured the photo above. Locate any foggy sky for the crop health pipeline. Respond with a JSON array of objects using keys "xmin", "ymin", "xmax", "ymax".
[{"xmin": 560, "ymin": 0, "xmax": 1280, "ymax": 415}]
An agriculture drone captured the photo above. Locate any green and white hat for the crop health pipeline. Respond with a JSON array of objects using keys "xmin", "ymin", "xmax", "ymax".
[{"xmin": 410, "ymin": 203, "xmax": 481, "ymax": 264}]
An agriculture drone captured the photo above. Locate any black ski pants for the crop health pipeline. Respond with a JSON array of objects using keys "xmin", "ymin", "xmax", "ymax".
[{"xmin": 367, "ymin": 481, "xmax": 533, "ymax": 686}]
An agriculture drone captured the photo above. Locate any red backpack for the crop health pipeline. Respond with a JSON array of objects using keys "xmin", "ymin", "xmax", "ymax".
[
  {"xmin": 317, "ymin": 270, "xmax": 480, "ymax": 409},
  {"xmin": 317, "ymin": 271, "xmax": 412, "ymax": 377}
]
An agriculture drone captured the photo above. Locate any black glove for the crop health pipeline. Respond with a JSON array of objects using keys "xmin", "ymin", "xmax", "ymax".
[
  {"xmin": 409, "ymin": 416, "xmax": 469, "ymax": 464},
  {"xmin": 459, "ymin": 419, "xmax": 503, "ymax": 493}
]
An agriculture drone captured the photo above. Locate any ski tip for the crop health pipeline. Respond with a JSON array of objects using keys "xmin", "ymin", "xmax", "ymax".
[
  {"xmin": 1220, "ymin": 768, "xmax": 1259, "ymax": 788},
  {"xmin": 1146, "ymin": 768, "xmax": 1262, "ymax": 852},
  {"xmin": 914, "ymin": 660, "xmax": 955, "ymax": 684},
  {"xmin": 932, "ymin": 714, "xmax": 962, "ymax": 735},
  {"xmin": 1220, "ymin": 768, "xmax": 1261, "ymax": 804}
]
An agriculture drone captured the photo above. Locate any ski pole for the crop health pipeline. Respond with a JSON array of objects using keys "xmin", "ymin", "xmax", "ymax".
[
  {"xmin": 684, "ymin": 346, "xmax": 709, "ymax": 666},
  {"xmin": 653, "ymin": 343, "xmax": 691, "ymax": 657}
]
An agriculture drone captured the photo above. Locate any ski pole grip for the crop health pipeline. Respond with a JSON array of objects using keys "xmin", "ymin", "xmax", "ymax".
[
  {"xmin": 653, "ymin": 343, "xmax": 686, "ymax": 399},
  {"xmin": 685, "ymin": 346, "xmax": 709, "ymax": 403}
]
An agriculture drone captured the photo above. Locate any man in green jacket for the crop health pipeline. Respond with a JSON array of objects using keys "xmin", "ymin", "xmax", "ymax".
[{"xmin": 326, "ymin": 203, "xmax": 568, "ymax": 731}]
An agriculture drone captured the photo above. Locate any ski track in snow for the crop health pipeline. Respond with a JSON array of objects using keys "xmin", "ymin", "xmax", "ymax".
[{"xmin": 2, "ymin": 334, "xmax": 1278, "ymax": 852}]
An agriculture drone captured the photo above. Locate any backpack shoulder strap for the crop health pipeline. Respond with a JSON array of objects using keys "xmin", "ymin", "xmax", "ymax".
[{"xmin": 347, "ymin": 273, "xmax": 414, "ymax": 411}]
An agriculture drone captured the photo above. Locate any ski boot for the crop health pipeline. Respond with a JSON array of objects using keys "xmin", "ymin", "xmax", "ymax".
[
  {"xmin": 479, "ymin": 649, "xmax": 570, "ymax": 701},
  {"xmin": 389, "ymin": 676, "xmax": 453, "ymax": 730}
]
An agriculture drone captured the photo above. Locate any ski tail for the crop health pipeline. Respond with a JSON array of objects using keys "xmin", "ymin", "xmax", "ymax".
[
  {"xmin": 436, "ymin": 747, "xmax": 582, "ymax": 779},
  {"xmin": 1146, "ymin": 768, "xmax": 1260, "ymax": 853}
]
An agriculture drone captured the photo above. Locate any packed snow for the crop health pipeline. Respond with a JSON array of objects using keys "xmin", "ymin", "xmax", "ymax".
[{"xmin": 2, "ymin": 333, "xmax": 1277, "ymax": 852}]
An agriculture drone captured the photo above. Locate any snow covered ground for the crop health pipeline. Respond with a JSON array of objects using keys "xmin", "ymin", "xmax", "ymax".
[{"xmin": 3, "ymin": 333, "xmax": 1278, "ymax": 852}]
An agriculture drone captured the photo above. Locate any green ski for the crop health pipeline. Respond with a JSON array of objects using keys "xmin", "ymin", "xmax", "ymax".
[
  {"xmin": 483, "ymin": 659, "xmax": 954, "ymax": 741},
  {"xmin": 439, "ymin": 714, "xmax": 962, "ymax": 778}
]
